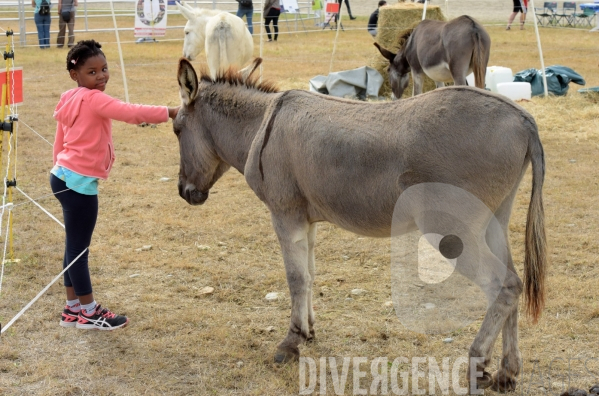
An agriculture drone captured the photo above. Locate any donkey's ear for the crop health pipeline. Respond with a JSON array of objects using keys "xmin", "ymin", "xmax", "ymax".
[
  {"xmin": 178, "ymin": 58, "xmax": 199, "ymax": 105},
  {"xmin": 179, "ymin": 0, "xmax": 192, "ymax": 10},
  {"xmin": 239, "ymin": 58, "xmax": 263, "ymax": 82},
  {"xmin": 176, "ymin": 1, "xmax": 196, "ymax": 20},
  {"xmin": 374, "ymin": 42, "xmax": 396, "ymax": 62}
]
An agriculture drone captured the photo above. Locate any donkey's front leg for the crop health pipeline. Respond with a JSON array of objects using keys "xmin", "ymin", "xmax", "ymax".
[
  {"xmin": 412, "ymin": 71, "xmax": 425, "ymax": 96},
  {"xmin": 271, "ymin": 215, "xmax": 313, "ymax": 363},
  {"xmin": 307, "ymin": 223, "xmax": 317, "ymax": 340}
]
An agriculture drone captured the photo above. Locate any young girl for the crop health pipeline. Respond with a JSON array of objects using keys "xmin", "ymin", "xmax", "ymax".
[{"xmin": 52, "ymin": 40, "xmax": 178, "ymax": 330}]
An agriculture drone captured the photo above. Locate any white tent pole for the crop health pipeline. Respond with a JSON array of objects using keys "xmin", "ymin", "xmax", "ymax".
[
  {"xmin": 259, "ymin": 0, "xmax": 264, "ymax": 82},
  {"xmin": 528, "ymin": 0, "xmax": 549, "ymax": 97},
  {"xmin": 109, "ymin": 0, "xmax": 130, "ymax": 103},
  {"xmin": 421, "ymin": 0, "xmax": 428, "ymax": 20},
  {"xmin": 329, "ymin": 2, "xmax": 342, "ymax": 74}
]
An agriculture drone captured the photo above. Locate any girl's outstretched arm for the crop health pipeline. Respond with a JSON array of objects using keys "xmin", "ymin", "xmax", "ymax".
[{"xmin": 89, "ymin": 91, "xmax": 171, "ymax": 125}]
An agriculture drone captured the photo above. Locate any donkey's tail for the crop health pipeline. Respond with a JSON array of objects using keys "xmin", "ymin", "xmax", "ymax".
[
  {"xmin": 471, "ymin": 30, "xmax": 487, "ymax": 89},
  {"xmin": 524, "ymin": 126, "xmax": 547, "ymax": 323}
]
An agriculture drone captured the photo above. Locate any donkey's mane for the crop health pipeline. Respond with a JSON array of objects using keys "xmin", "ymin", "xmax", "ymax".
[
  {"xmin": 197, "ymin": 65, "xmax": 279, "ymax": 94},
  {"xmin": 396, "ymin": 23, "xmax": 419, "ymax": 51}
]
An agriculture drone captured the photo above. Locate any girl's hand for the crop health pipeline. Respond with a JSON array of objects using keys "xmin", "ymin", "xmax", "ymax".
[{"xmin": 168, "ymin": 107, "xmax": 180, "ymax": 119}]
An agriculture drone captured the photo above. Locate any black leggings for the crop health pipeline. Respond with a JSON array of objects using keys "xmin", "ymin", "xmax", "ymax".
[
  {"xmin": 50, "ymin": 174, "xmax": 98, "ymax": 296},
  {"xmin": 264, "ymin": 8, "xmax": 280, "ymax": 41}
]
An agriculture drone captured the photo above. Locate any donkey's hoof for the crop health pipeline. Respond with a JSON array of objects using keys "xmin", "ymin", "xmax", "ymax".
[
  {"xmin": 478, "ymin": 371, "xmax": 494, "ymax": 389},
  {"xmin": 306, "ymin": 329, "xmax": 315, "ymax": 343},
  {"xmin": 560, "ymin": 388, "xmax": 590, "ymax": 396},
  {"xmin": 491, "ymin": 370, "xmax": 517, "ymax": 393},
  {"xmin": 274, "ymin": 346, "xmax": 300, "ymax": 364},
  {"xmin": 469, "ymin": 370, "xmax": 493, "ymax": 392}
]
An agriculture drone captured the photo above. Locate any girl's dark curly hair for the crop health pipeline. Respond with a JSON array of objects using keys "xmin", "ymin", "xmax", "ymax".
[{"xmin": 66, "ymin": 40, "xmax": 105, "ymax": 71}]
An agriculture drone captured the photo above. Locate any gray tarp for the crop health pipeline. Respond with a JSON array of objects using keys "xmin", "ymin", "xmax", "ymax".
[
  {"xmin": 513, "ymin": 65, "xmax": 586, "ymax": 96},
  {"xmin": 309, "ymin": 66, "xmax": 384, "ymax": 100}
]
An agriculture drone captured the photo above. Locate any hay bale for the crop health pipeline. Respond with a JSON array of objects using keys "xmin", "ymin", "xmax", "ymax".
[{"xmin": 369, "ymin": 3, "xmax": 446, "ymax": 98}]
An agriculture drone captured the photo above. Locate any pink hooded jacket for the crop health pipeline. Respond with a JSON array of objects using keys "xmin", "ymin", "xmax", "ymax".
[{"xmin": 53, "ymin": 87, "xmax": 169, "ymax": 179}]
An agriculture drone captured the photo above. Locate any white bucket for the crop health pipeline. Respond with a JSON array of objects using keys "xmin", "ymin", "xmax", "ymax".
[
  {"xmin": 496, "ymin": 82, "xmax": 532, "ymax": 101},
  {"xmin": 485, "ymin": 66, "xmax": 513, "ymax": 93},
  {"xmin": 466, "ymin": 73, "xmax": 475, "ymax": 87}
]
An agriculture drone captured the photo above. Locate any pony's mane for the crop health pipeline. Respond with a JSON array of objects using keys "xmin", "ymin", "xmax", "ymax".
[{"xmin": 197, "ymin": 65, "xmax": 279, "ymax": 94}]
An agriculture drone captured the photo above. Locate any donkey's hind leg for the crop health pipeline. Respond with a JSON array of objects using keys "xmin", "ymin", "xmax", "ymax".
[
  {"xmin": 451, "ymin": 74, "xmax": 469, "ymax": 86},
  {"xmin": 448, "ymin": 58, "xmax": 470, "ymax": 86},
  {"xmin": 491, "ymin": 307, "xmax": 521, "ymax": 392},
  {"xmin": 489, "ymin": 190, "xmax": 524, "ymax": 392},
  {"xmin": 271, "ymin": 214, "xmax": 314, "ymax": 363},
  {"xmin": 466, "ymin": 204, "xmax": 523, "ymax": 392},
  {"xmin": 467, "ymin": 249, "xmax": 522, "ymax": 389}
]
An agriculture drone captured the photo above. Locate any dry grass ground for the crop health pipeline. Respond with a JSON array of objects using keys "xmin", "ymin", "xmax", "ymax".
[{"xmin": 0, "ymin": 4, "xmax": 598, "ymax": 396}]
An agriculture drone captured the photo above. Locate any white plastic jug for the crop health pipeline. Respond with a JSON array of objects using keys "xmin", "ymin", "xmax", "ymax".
[
  {"xmin": 485, "ymin": 66, "xmax": 513, "ymax": 93},
  {"xmin": 496, "ymin": 82, "xmax": 532, "ymax": 101},
  {"xmin": 466, "ymin": 73, "xmax": 475, "ymax": 87}
]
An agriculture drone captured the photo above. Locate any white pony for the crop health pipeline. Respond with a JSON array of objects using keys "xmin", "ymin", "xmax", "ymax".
[{"xmin": 176, "ymin": 1, "xmax": 254, "ymax": 79}]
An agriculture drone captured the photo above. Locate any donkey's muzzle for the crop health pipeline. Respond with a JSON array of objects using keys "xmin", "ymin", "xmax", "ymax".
[{"xmin": 179, "ymin": 183, "xmax": 209, "ymax": 205}]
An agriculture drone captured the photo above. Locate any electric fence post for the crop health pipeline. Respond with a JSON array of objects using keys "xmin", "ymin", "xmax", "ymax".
[{"xmin": 1, "ymin": 29, "xmax": 18, "ymax": 263}]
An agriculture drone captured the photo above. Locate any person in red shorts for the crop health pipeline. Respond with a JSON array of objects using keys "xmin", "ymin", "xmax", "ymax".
[{"xmin": 506, "ymin": 0, "xmax": 528, "ymax": 30}]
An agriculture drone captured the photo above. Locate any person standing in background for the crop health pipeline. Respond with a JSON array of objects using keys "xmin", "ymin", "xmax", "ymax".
[
  {"xmin": 312, "ymin": 0, "xmax": 323, "ymax": 26},
  {"xmin": 32, "ymin": 0, "xmax": 51, "ymax": 49},
  {"xmin": 339, "ymin": 0, "xmax": 356, "ymax": 20},
  {"xmin": 236, "ymin": 0, "xmax": 254, "ymax": 34},
  {"xmin": 57, "ymin": 0, "xmax": 78, "ymax": 48},
  {"xmin": 506, "ymin": 0, "xmax": 528, "ymax": 30},
  {"xmin": 367, "ymin": 0, "xmax": 387, "ymax": 37},
  {"xmin": 263, "ymin": 0, "xmax": 281, "ymax": 42}
]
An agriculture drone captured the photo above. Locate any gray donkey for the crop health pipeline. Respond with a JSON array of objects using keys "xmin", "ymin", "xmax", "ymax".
[
  {"xmin": 173, "ymin": 58, "xmax": 546, "ymax": 393},
  {"xmin": 375, "ymin": 15, "xmax": 491, "ymax": 98}
]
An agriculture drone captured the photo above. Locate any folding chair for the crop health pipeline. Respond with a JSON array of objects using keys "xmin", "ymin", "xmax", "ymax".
[
  {"xmin": 535, "ymin": 2, "xmax": 558, "ymax": 26},
  {"xmin": 555, "ymin": 2, "xmax": 577, "ymax": 27},
  {"xmin": 322, "ymin": 2, "xmax": 344, "ymax": 31},
  {"xmin": 574, "ymin": 7, "xmax": 596, "ymax": 28}
]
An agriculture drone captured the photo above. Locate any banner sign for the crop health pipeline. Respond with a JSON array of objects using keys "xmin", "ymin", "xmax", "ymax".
[
  {"xmin": 324, "ymin": 0, "xmax": 339, "ymax": 20},
  {"xmin": 135, "ymin": 0, "xmax": 168, "ymax": 37},
  {"xmin": 281, "ymin": 0, "xmax": 300, "ymax": 13},
  {"xmin": 0, "ymin": 67, "xmax": 23, "ymax": 105}
]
